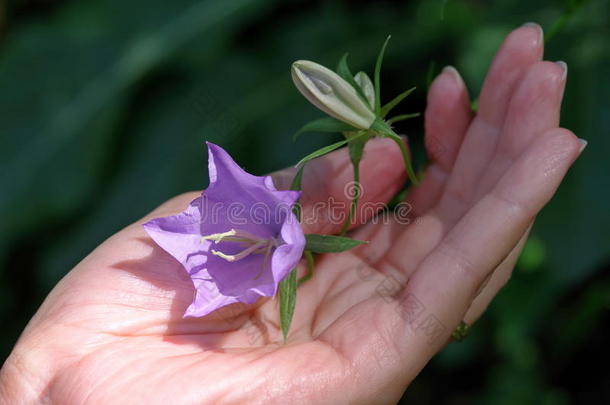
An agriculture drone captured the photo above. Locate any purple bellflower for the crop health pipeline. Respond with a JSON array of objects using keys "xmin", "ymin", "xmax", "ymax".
[{"xmin": 143, "ymin": 143, "xmax": 305, "ymax": 317}]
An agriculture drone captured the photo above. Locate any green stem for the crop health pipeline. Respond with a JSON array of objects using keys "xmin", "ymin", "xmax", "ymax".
[
  {"xmin": 388, "ymin": 133, "xmax": 419, "ymax": 186},
  {"xmin": 340, "ymin": 161, "xmax": 360, "ymax": 235},
  {"xmin": 370, "ymin": 118, "xmax": 419, "ymax": 185},
  {"xmin": 297, "ymin": 251, "xmax": 315, "ymax": 287}
]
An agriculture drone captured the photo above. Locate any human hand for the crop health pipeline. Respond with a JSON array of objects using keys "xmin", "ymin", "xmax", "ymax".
[{"xmin": 0, "ymin": 23, "xmax": 584, "ymax": 404}]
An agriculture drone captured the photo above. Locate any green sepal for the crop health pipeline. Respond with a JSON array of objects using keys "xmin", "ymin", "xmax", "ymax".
[
  {"xmin": 304, "ymin": 234, "xmax": 367, "ymax": 253},
  {"xmin": 279, "ymin": 268, "xmax": 298, "ymax": 342},
  {"xmin": 380, "ymin": 87, "xmax": 416, "ymax": 118},
  {"xmin": 369, "ymin": 116, "xmax": 395, "ymax": 136},
  {"xmin": 295, "ymin": 130, "xmax": 368, "ymax": 168},
  {"xmin": 371, "ymin": 118, "xmax": 419, "ymax": 185},
  {"xmin": 471, "ymin": 97, "xmax": 479, "ymax": 113},
  {"xmin": 293, "ymin": 116, "xmax": 359, "ymax": 141},
  {"xmin": 374, "ymin": 35, "xmax": 391, "ymax": 115},
  {"xmin": 336, "ymin": 53, "xmax": 370, "ymax": 106},
  {"xmin": 387, "ymin": 112, "xmax": 420, "ymax": 125}
]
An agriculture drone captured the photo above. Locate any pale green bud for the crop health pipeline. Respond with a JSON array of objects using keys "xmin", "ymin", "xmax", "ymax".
[
  {"xmin": 354, "ymin": 71, "xmax": 375, "ymax": 108},
  {"xmin": 292, "ymin": 60, "xmax": 376, "ymax": 130}
]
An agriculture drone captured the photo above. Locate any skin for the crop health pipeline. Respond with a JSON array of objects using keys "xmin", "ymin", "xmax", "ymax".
[{"xmin": 0, "ymin": 24, "xmax": 585, "ymax": 404}]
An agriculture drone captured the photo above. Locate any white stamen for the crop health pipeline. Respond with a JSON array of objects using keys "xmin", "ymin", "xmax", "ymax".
[
  {"xmin": 202, "ymin": 228, "xmax": 280, "ymax": 266},
  {"xmin": 211, "ymin": 239, "xmax": 267, "ymax": 262}
]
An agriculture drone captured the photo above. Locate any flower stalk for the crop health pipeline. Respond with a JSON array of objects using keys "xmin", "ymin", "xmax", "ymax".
[{"xmin": 292, "ymin": 36, "xmax": 421, "ymax": 235}]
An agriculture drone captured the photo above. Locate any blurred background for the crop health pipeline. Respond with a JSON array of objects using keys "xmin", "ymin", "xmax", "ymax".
[{"xmin": 0, "ymin": 0, "xmax": 608, "ymax": 403}]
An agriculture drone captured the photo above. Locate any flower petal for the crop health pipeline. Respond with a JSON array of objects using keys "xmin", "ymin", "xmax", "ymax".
[
  {"xmin": 291, "ymin": 60, "xmax": 376, "ymax": 129},
  {"xmin": 270, "ymin": 211, "xmax": 306, "ymax": 291},
  {"xmin": 142, "ymin": 197, "xmax": 208, "ymax": 275},
  {"xmin": 185, "ymin": 274, "xmax": 241, "ymax": 317}
]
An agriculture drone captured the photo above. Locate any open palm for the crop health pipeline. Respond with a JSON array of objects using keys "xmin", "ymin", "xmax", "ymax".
[{"xmin": 1, "ymin": 24, "xmax": 583, "ymax": 405}]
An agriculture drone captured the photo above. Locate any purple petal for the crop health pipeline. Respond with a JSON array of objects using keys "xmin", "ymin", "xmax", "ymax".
[
  {"xmin": 270, "ymin": 211, "xmax": 306, "ymax": 292},
  {"xmin": 143, "ymin": 143, "xmax": 306, "ymax": 318},
  {"xmin": 184, "ymin": 273, "xmax": 241, "ymax": 317},
  {"xmin": 142, "ymin": 197, "xmax": 208, "ymax": 275}
]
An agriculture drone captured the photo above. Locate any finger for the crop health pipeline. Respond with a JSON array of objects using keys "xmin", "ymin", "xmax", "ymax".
[
  {"xmin": 371, "ymin": 24, "xmax": 545, "ymax": 276},
  {"xmin": 407, "ymin": 66, "xmax": 473, "ymax": 215},
  {"xmin": 457, "ymin": 62, "xmax": 567, "ymax": 321},
  {"xmin": 351, "ymin": 67, "xmax": 472, "ymax": 264},
  {"xmin": 436, "ymin": 23, "xmax": 544, "ymax": 220},
  {"xmin": 282, "ymin": 137, "xmax": 406, "ymax": 234},
  {"xmin": 474, "ymin": 61, "xmax": 567, "ymax": 197},
  {"xmin": 397, "ymin": 128, "xmax": 582, "ymax": 362},
  {"xmin": 143, "ymin": 138, "xmax": 406, "ymax": 235},
  {"xmin": 463, "ymin": 225, "xmax": 531, "ymax": 324}
]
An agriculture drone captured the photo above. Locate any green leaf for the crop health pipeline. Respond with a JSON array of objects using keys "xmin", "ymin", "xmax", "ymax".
[
  {"xmin": 386, "ymin": 112, "xmax": 420, "ymax": 125},
  {"xmin": 304, "ymin": 234, "xmax": 367, "ymax": 253},
  {"xmin": 374, "ymin": 35, "xmax": 391, "ymax": 115},
  {"xmin": 336, "ymin": 53, "xmax": 370, "ymax": 105},
  {"xmin": 279, "ymin": 268, "xmax": 298, "ymax": 342},
  {"xmin": 0, "ymin": 0, "xmax": 258, "ymax": 220},
  {"xmin": 295, "ymin": 131, "xmax": 367, "ymax": 168},
  {"xmin": 380, "ymin": 87, "xmax": 416, "ymax": 118},
  {"xmin": 293, "ymin": 116, "xmax": 358, "ymax": 140},
  {"xmin": 471, "ymin": 97, "xmax": 479, "ymax": 113}
]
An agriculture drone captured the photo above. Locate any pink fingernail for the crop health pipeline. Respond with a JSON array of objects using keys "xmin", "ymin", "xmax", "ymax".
[
  {"xmin": 556, "ymin": 61, "xmax": 568, "ymax": 81},
  {"xmin": 521, "ymin": 22, "xmax": 544, "ymax": 44},
  {"xmin": 442, "ymin": 65, "xmax": 464, "ymax": 88}
]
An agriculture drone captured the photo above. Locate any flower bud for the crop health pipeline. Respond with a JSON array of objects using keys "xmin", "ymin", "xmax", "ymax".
[
  {"xmin": 292, "ymin": 60, "xmax": 376, "ymax": 130},
  {"xmin": 354, "ymin": 71, "xmax": 375, "ymax": 108}
]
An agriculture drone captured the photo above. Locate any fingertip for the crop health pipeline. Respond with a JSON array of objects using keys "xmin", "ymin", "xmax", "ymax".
[
  {"xmin": 578, "ymin": 138, "xmax": 588, "ymax": 154},
  {"xmin": 529, "ymin": 60, "xmax": 566, "ymax": 87},
  {"xmin": 507, "ymin": 23, "xmax": 544, "ymax": 56},
  {"xmin": 520, "ymin": 127, "xmax": 582, "ymax": 182},
  {"xmin": 545, "ymin": 127, "xmax": 582, "ymax": 158},
  {"xmin": 427, "ymin": 66, "xmax": 471, "ymax": 121},
  {"xmin": 425, "ymin": 66, "xmax": 472, "ymax": 168},
  {"xmin": 555, "ymin": 61, "xmax": 568, "ymax": 81},
  {"xmin": 360, "ymin": 136, "xmax": 406, "ymax": 184},
  {"xmin": 442, "ymin": 66, "xmax": 464, "ymax": 86},
  {"xmin": 428, "ymin": 66, "xmax": 466, "ymax": 103},
  {"xmin": 363, "ymin": 135, "xmax": 402, "ymax": 153},
  {"xmin": 518, "ymin": 22, "xmax": 544, "ymax": 48}
]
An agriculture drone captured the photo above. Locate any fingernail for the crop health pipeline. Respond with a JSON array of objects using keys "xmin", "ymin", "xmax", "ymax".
[
  {"xmin": 578, "ymin": 138, "xmax": 588, "ymax": 154},
  {"xmin": 521, "ymin": 22, "xmax": 544, "ymax": 44},
  {"xmin": 556, "ymin": 61, "xmax": 568, "ymax": 81},
  {"xmin": 442, "ymin": 65, "xmax": 464, "ymax": 88}
]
